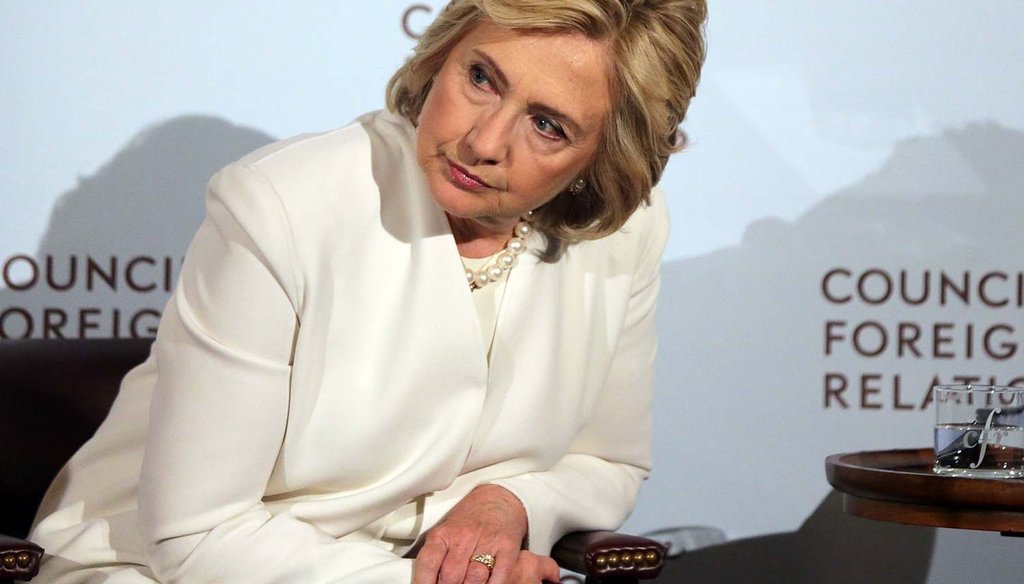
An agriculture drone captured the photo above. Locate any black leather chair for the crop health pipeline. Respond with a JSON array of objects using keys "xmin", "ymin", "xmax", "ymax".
[{"xmin": 0, "ymin": 339, "xmax": 665, "ymax": 583}]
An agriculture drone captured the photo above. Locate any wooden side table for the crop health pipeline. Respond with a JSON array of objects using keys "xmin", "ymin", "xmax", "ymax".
[{"xmin": 825, "ymin": 449, "xmax": 1024, "ymax": 536}]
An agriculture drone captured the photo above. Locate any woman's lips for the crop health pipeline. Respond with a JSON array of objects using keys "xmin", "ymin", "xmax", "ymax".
[{"xmin": 447, "ymin": 160, "xmax": 491, "ymax": 190}]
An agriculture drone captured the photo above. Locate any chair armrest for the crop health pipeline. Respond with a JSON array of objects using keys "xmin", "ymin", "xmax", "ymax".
[
  {"xmin": 0, "ymin": 529, "xmax": 665, "ymax": 583},
  {"xmin": 552, "ymin": 530, "xmax": 666, "ymax": 582},
  {"xmin": 0, "ymin": 534, "xmax": 42, "ymax": 582}
]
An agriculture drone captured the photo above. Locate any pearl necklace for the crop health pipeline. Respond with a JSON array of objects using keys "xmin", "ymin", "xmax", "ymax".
[{"xmin": 464, "ymin": 213, "xmax": 533, "ymax": 291}]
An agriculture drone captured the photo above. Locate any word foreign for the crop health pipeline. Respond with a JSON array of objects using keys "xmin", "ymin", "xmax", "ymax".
[
  {"xmin": 824, "ymin": 320, "xmax": 1019, "ymax": 360},
  {"xmin": 0, "ymin": 306, "xmax": 160, "ymax": 339},
  {"xmin": 2, "ymin": 254, "xmax": 180, "ymax": 293}
]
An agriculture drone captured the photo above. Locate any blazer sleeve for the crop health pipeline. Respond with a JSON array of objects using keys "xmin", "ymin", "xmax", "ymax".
[
  {"xmin": 488, "ymin": 191, "xmax": 670, "ymax": 555},
  {"xmin": 137, "ymin": 163, "xmax": 413, "ymax": 583}
]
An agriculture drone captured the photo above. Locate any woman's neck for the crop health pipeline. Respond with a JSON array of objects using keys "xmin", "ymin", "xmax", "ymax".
[{"xmin": 448, "ymin": 214, "xmax": 518, "ymax": 258}]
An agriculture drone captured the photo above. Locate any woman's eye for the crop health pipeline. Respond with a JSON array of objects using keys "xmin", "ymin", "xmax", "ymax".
[
  {"xmin": 533, "ymin": 117, "xmax": 566, "ymax": 140},
  {"xmin": 469, "ymin": 65, "xmax": 491, "ymax": 88}
]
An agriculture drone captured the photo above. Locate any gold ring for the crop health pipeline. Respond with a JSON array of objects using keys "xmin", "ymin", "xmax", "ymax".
[{"xmin": 471, "ymin": 553, "xmax": 495, "ymax": 571}]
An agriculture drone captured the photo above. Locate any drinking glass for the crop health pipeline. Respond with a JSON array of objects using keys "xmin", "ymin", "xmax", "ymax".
[{"xmin": 933, "ymin": 385, "xmax": 1024, "ymax": 479}]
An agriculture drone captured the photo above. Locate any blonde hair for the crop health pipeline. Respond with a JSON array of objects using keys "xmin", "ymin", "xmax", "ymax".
[{"xmin": 387, "ymin": 0, "xmax": 707, "ymax": 245}]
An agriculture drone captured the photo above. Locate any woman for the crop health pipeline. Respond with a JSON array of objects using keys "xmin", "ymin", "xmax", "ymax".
[{"xmin": 31, "ymin": 1, "xmax": 706, "ymax": 582}]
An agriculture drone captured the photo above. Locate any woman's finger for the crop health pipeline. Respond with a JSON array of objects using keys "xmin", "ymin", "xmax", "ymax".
[
  {"xmin": 537, "ymin": 555, "xmax": 561, "ymax": 583},
  {"xmin": 412, "ymin": 540, "xmax": 447, "ymax": 584},
  {"xmin": 436, "ymin": 534, "xmax": 478, "ymax": 584},
  {"xmin": 506, "ymin": 551, "xmax": 562, "ymax": 584},
  {"xmin": 482, "ymin": 546, "xmax": 517, "ymax": 584},
  {"xmin": 463, "ymin": 560, "xmax": 492, "ymax": 584}
]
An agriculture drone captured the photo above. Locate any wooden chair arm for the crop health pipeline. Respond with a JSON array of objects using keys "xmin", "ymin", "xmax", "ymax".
[
  {"xmin": 0, "ymin": 534, "xmax": 42, "ymax": 582},
  {"xmin": 552, "ymin": 530, "xmax": 666, "ymax": 582},
  {"xmin": 0, "ymin": 529, "xmax": 668, "ymax": 583}
]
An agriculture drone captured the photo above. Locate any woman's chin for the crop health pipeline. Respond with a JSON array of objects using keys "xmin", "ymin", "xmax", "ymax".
[{"xmin": 429, "ymin": 182, "xmax": 488, "ymax": 217}]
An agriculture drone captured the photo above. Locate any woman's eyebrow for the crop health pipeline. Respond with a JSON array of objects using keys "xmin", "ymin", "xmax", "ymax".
[{"xmin": 473, "ymin": 48, "xmax": 584, "ymax": 138}]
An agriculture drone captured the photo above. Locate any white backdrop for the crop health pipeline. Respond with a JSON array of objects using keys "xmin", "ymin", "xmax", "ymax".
[{"xmin": 3, "ymin": 2, "xmax": 1023, "ymax": 581}]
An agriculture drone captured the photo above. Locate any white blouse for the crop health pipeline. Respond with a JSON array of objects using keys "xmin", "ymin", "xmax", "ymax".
[{"xmin": 461, "ymin": 253, "xmax": 508, "ymax": 359}]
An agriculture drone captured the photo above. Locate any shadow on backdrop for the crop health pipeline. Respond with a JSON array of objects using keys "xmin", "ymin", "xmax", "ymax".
[{"xmin": 0, "ymin": 116, "xmax": 275, "ymax": 339}]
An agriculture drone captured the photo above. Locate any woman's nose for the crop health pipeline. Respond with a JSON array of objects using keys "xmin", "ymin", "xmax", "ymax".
[{"xmin": 464, "ymin": 108, "xmax": 512, "ymax": 165}]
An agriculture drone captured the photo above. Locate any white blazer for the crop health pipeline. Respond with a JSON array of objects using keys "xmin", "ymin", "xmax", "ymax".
[{"xmin": 31, "ymin": 110, "xmax": 669, "ymax": 583}]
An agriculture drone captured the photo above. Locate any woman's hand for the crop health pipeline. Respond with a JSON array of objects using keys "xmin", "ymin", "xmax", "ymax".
[{"xmin": 413, "ymin": 484, "xmax": 546, "ymax": 584}]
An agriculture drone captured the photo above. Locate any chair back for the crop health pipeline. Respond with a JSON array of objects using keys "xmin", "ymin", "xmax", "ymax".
[{"xmin": 0, "ymin": 338, "xmax": 152, "ymax": 538}]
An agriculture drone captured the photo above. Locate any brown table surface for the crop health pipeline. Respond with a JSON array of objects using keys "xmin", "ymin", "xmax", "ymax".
[{"xmin": 825, "ymin": 448, "xmax": 1024, "ymax": 535}]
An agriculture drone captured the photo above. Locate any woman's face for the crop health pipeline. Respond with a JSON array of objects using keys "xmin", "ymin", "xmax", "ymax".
[{"xmin": 416, "ymin": 20, "xmax": 612, "ymax": 235}]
